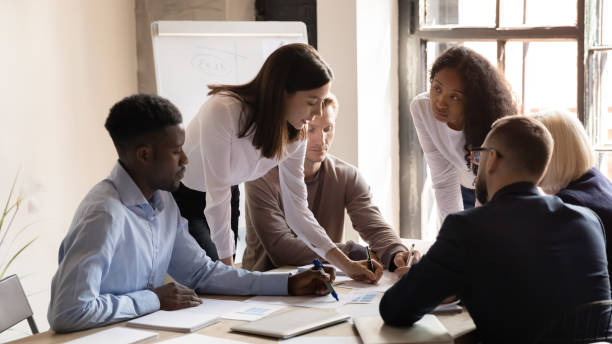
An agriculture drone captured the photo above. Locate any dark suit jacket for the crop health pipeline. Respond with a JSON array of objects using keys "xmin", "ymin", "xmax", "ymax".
[
  {"xmin": 557, "ymin": 167, "xmax": 612, "ymax": 283},
  {"xmin": 380, "ymin": 182, "xmax": 611, "ymax": 343}
]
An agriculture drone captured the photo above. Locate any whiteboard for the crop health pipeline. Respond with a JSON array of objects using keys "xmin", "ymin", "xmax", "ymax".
[{"xmin": 151, "ymin": 21, "xmax": 308, "ymax": 126}]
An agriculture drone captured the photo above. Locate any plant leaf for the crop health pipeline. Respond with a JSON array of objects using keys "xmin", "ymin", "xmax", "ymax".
[
  {"xmin": 0, "ymin": 202, "xmax": 20, "ymax": 250},
  {"xmin": 0, "ymin": 170, "xmax": 19, "ymax": 233},
  {"xmin": 0, "ymin": 236, "xmax": 37, "ymax": 280}
]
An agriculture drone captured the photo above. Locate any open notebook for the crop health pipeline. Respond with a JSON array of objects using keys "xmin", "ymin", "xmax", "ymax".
[
  {"xmin": 354, "ymin": 314, "xmax": 453, "ymax": 344},
  {"xmin": 127, "ymin": 310, "xmax": 219, "ymax": 333}
]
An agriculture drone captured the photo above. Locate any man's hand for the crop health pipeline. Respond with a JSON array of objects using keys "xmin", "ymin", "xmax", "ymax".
[
  {"xmin": 152, "ymin": 282, "xmax": 202, "ymax": 311},
  {"xmin": 288, "ymin": 266, "xmax": 336, "ymax": 296},
  {"xmin": 393, "ymin": 250, "xmax": 422, "ymax": 278},
  {"xmin": 344, "ymin": 259, "xmax": 384, "ymax": 284}
]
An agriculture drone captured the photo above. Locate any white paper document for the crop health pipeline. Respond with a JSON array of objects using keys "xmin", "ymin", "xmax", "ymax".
[
  {"xmin": 346, "ymin": 290, "xmax": 379, "ymax": 304},
  {"xmin": 334, "ymin": 271, "xmax": 399, "ymax": 293},
  {"xmin": 297, "ymin": 263, "xmax": 346, "ymax": 276},
  {"xmin": 64, "ymin": 327, "xmax": 158, "ymax": 344},
  {"xmin": 184, "ymin": 298, "xmax": 245, "ymax": 315},
  {"xmin": 157, "ymin": 333, "xmax": 250, "ymax": 344},
  {"xmin": 432, "ymin": 300, "xmax": 462, "ymax": 313},
  {"xmin": 279, "ymin": 335, "xmax": 363, "ymax": 344},
  {"xmin": 246, "ymin": 294, "xmax": 346, "ymax": 309},
  {"xmin": 222, "ymin": 302, "xmax": 286, "ymax": 321}
]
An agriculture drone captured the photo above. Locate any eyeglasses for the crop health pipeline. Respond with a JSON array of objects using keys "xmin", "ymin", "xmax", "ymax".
[{"xmin": 469, "ymin": 147, "xmax": 501, "ymax": 166}]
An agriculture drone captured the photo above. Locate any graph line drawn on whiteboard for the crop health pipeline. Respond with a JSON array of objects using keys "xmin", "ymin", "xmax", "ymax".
[{"xmin": 191, "ymin": 46, "xmax": 247, "ymax": 80}]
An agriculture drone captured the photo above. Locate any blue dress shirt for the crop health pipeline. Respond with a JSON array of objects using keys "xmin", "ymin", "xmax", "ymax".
[{"xmin": 47, "ymin": 162, "xmax": 289, "ymax": 333}]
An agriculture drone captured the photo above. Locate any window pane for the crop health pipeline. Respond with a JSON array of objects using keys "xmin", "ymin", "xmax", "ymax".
[
  {"xmin": 499, "ymin": 0, "xmax": 577, "ymax": 27},
  {"xmin": 425, "ymin": 41, "xmax": 497, "ymax": 89},
  {"xmin": 424, "ymin": 0, "xmax": 495, "ymax": 27},
  {"xmin": 597, "ymin": 152, "xmax": 612, "ymax": 180},
  {"xmin": 505, "ymin": 41, "xmax": 577, "ymax": 115},
  {"xmin": 594, "ymin": 0, "xmax": 612, "ymax": 46},
  {"xmin": 588, "ymin": 50, "xmax": 612, "ymax": 145}
]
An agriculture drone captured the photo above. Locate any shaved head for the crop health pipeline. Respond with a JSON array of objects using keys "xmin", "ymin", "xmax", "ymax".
[{"xmin": 486, "ymin": 115, "xmax": 553, "ymax": 180}]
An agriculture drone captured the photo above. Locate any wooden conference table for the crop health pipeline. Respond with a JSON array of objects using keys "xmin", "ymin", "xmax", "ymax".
[{"xmin": 9, "ymin": 240, "xmax": 477, "ymax": 344}]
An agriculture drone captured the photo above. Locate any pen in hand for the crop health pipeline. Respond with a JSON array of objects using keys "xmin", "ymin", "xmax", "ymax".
[
  {"xmin": 366, "ymin": 246, "xmax": 375, "ymax": 272},
  {"xmin": 406, "ymin": 244, "xmax": 415, "ymax": 267},
  {"xmin": 312, "ymin": 258, "xmax": 339, "ymax": 301}
]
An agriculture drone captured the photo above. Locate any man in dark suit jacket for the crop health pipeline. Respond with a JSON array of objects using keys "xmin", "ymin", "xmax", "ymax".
[{"xmin": 380, "ymin": 116, "xmax": 611, "ymax": 343}]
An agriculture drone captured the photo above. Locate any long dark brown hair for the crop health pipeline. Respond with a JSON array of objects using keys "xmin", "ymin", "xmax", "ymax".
[
  {"xmin": 208, "ymin": 43, "xmax": 334, "ymax": 160},
  {"xmin": 430, "ymin": 46, "xmax": 517, "ymax": 173}
]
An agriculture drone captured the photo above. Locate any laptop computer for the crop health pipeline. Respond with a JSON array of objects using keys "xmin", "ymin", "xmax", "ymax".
[{"xmin": 230, "ymin": 308, "xmax": 351, "ymax": 339}]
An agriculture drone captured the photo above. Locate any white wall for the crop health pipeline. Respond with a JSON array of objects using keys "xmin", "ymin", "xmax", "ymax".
[
  {"xmin": 356, "ymin": 0, "xmax": 400, "ymax": 235},
  {"xmin": 0, "ymin": 1, "xmax": 137, "ymax": 340},
  {"xmin": 318, "ymin": 0, "xmax": 400, "ymax": 239}
]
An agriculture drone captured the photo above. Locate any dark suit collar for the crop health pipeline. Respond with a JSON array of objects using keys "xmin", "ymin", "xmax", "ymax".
[
  {"xmin": 490, "ymin": 182, "xmax": 539, "ymax": 202},
  {"xmin": 567, "ymin": 167, "xmax": 597, "ymax": 186}
]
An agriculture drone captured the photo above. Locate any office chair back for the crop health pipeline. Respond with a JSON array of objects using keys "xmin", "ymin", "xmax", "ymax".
[
  {"xmin": 0, "ymin": 274, "xmax": 38, "ymax": 334},
  {"xmin": 536, "ymin": 299, "xmax": 612, "ymax": 343}
]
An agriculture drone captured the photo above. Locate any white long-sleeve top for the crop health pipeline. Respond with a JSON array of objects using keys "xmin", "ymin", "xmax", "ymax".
[
  {"xmin": 182, "ymin": 93, "xmax": 337, "ymax": 259},
  {"xmin": 410, "ymin": 92, "xmax": 476, "ymax": 221}
]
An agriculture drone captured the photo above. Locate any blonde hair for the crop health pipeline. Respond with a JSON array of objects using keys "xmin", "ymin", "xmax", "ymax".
[
  {"xmin": 533, "ymin": 109, "xmax": 595, "ymax": 194},
  {"xmin": 322, "ymin": 93, "xmax": 339, "ymax": 117}
]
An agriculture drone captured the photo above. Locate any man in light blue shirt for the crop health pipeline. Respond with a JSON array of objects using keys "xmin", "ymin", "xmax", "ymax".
[{"xmin": 47, "ymin": 94, "xmax": 334, "ymax": 333}]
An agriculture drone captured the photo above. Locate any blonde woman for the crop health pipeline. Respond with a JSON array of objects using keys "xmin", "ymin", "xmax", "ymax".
[{"xmin": 534, "ymin": 109, "xmax": 612, "ymax": 281}]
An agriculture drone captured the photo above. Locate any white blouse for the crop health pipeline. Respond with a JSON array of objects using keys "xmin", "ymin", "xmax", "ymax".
[
  {"xmin": 182, "ymin": 93, "xmax": 337, "ymax": 259},
  {"xmin": 410, "ymin": 92, "xmax": 476, "ymax": 221}
]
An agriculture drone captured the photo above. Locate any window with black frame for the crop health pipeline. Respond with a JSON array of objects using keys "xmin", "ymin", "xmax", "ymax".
[{"xmin": 399, "ymin": 0, "xmax": 612, "ymax": 237}]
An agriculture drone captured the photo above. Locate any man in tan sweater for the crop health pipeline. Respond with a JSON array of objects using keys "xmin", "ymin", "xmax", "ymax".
[{"xmin": 243, "ymin": 94, "xmax": 408, "ymax": 271}]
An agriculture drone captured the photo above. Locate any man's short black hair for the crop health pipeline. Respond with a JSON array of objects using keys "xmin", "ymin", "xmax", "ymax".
[{"xmin": 105, "ymin": 94, "xmax": 182, "ymax": 149}]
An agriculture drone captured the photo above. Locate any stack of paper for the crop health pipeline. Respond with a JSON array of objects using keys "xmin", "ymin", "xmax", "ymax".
[{"xmin": 127, "ymin": 310, "xmax": 219, "ymax": 333}]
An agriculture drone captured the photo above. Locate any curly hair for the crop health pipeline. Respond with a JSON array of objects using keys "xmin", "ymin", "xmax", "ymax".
[
  {"xmin": 105, "ymin": 94, "xmax": 182, "ymax": 150},
  {"xmin": 430, "ymin": 46, "xmax": 517, "ymax": 173}
]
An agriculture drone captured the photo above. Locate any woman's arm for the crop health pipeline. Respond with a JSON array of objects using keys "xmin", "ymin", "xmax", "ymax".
[
  {"xmin": 197, "ymin": 97, "xmax": 238, "ymax": 262},
  {"xmin": 278, "ymin": 140, "xmax": 382, "ymax": 282},
  {"xmin": 410, "ymin": 95, "xmax": 463, "ymax": 221}
]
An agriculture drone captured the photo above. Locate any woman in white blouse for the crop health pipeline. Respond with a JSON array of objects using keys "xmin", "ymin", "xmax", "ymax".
[
  {"xmin": 175, "ymin": 43, "xmax": 382, "ymax": 282},
  {"xmin": 411, "ymin": 46, "xmax": 516, "ymax": 221}
]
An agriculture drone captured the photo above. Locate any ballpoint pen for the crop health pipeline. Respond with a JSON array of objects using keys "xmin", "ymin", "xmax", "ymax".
[
  {"xmin": 406, "ymin": 243, "xmax": 415, "ymax": 267},
  {"xmin": 365, "ymin": 246, "xmax": 375, "ymax": 272},
  {"xmin": 312, "ymin": 258, "xmax": 339, "ymax": 301}
]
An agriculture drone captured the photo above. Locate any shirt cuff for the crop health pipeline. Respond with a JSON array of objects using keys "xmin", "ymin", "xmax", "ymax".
[
  {"xmin": 217, "ymin": 237, "xmax": 235, "ymax": 260},
  {"xmin": 127, "ymin": 289, "xmax": 161, "ymax": 315},
  {"xmin": 259, "ymin": 272, "xmax": 290, "ymax": 296}
]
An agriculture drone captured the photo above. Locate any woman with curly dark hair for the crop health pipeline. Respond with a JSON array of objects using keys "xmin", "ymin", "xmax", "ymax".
[{"xmin": 411, "ymin": 46, "xmax": 517, "ymax": 221}]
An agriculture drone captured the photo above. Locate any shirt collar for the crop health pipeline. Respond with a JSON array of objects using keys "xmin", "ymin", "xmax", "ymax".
[
  {"xmin": 489, "ymin": 181, "xmax": 540, "ymax": 202},
  {"xmin": 108, "ymin": 161, "xmax": 164, "ymax": 211}
]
